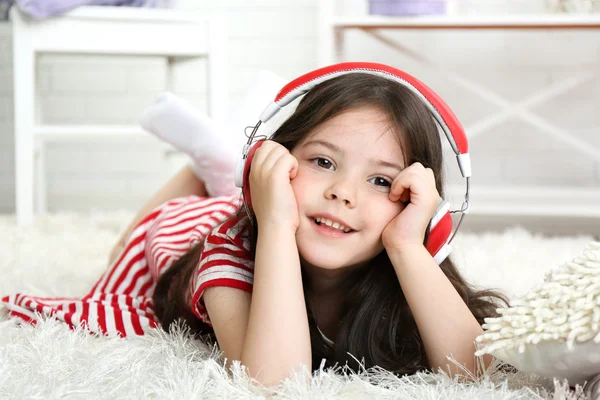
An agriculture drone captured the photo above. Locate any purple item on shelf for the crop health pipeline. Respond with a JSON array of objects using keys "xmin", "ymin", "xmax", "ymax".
[
  {"xmin": 369, "ymin": 0, "xmax": 446, "ymax": 16},
  {"xmin": 0, "ymin": 0, "xmax": 12, "ymax": 19},
  {"xmin": 0, "ymin": 0, "xmax": 170, "ymax": 20}
]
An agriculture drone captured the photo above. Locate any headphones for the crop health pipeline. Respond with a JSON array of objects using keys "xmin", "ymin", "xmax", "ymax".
[{"xmin": 233, "ymin": 62, "xmax": 471, "ymax": 265}]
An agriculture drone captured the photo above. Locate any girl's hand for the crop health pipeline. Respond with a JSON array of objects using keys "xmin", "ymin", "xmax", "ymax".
[
  {"xmin": 382, "ymin": 162, "xmax": 441, "ymax": 253},
  {"xmin": 249, "ymin": 140, "xmax": 300, "ymax": 230}
]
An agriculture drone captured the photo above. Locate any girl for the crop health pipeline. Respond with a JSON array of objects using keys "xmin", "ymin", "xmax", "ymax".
[{"xmin": 2, "ymin": 63, "xmax": 507, "ymax": 387}]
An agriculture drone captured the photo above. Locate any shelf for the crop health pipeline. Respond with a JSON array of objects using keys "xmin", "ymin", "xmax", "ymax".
[
  {"xmin": 34, "ymin": 6, "xmax": 206, "ymax": 24},
  {"xmin": 34, "ymin": 125, "xmax": 149, "ymax": 141},
  {"xmin": 332, "ymin": 14, "xmax": 600, "ymax": 29},
  {"xmin": 448, "ymin": 185, "xmax": 600, "ymax": 218},
  {"xmin": 8, "ymin": 6, "xmax": 213, "ymax": 57}
]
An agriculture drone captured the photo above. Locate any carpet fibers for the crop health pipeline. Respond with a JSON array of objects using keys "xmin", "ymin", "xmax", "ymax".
[{"xmin": 0, "ymin": 212, "xmax": 595, "ymax": 399}]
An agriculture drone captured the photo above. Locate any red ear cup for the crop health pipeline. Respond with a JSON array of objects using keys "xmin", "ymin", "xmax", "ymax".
[
  {"xmin": 426, "ymin": 201, "xmax": 453, "ymax": 263},
  {"xmin": 241, "ymin": 140, "xmax": 267, "ymax": 213}
]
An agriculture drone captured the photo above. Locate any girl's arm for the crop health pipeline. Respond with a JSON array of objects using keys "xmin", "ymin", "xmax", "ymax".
[
  {"xmin": 388, "ymin": 245, "xmax": 493, "ymax": 376},
  {"xmin": 382, "ymin": 163, "xmax": 491, "ymax": 377},
  {"xmin": 108, "ymin": 164, "xmax": 207, "ymax": 264},
  {"xmin": 203, "ymin": 286, "xmax": 251, "ymax": 371},
  {"xmin": 203, "ymin": 223, "xmax": 310, "ymax": 387},
  {"xmin": 239, "ymin": 222, "xmax": 312, "ymax": 386}
]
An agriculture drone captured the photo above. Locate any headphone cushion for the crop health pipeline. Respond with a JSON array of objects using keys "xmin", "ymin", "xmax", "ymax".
[
  {"xmin": 426, "ymin": 207, "xmax": 453, "ymax": 260},
  {"xmin": 241, "ymin": 140, "xmax": 267, "ymax": 211}
]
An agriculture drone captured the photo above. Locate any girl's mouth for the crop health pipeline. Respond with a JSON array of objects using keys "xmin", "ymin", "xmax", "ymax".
[{"xmin": 311, "ymin": 217, "xmax": 355, "ymax": 237}]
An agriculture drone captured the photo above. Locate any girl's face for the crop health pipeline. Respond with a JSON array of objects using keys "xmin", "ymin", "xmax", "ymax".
[{"xmin": 291, "ymin": 106, "xmax": 407, "ymax": 271}]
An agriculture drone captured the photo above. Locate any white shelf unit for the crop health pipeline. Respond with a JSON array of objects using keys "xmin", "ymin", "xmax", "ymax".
[
  {"xmin": 11, "ymin": 6, "xmax": 228, "ymax": 225},
  {"xmin": 318, "ymin": 2, "xmax": 600, "ymax": 221},
  {"xmin": 330, "ymin": 14, "xmax": 600, "ymax": 29},
  {"xmin": 448, "ymin": 185, "xmax": 600, "ymax": 218}
]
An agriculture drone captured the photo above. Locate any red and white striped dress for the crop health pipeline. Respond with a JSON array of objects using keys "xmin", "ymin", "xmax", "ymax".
[{"xmin": 0, "ymin": 195, "xmax": 254, "ymax": 337}]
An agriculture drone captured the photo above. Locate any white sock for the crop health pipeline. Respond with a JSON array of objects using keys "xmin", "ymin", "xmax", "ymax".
[
  {"xmin": 140, "ymin": 92, "xmax": 239, "ymax": 197},
  {"xmin": 139, "ymin": 70, "xmax": 287, "ymax": 197}
]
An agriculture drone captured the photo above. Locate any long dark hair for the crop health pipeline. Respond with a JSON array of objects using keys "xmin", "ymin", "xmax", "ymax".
[{"xmin": 153, "ymin": 73, "xmax": 508, "ymax": 376}]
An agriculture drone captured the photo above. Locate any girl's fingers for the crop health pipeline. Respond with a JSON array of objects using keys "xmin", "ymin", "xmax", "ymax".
[
  {"xmin": 389, "ymin": 173, "xmax": 411, "ymax": 203},
  {"xmin": 250, "ymin": 141, "xmax": 271, "ymax": 166},
  {"xmin": 272, "ymin": 153, "xmax": 299, "ymax": 181},
  {"xmin": 425, "ymin": 167, "xmax": 436, "ymax": 187},
  {"xmin": 250, "ymin": 141, "xmax": 297, "ymax": 183},
  {"xmin": 389, "ymin": 165, "xmax": 417, "ymax": 202},
  {"xmin": 249, "ymin": 141, "xmax": 269, "ymax": 167},
  {"xmin": 251, "ymin": 141, "xmax": 287, "ymax": 175},
  {"xmin": 260, "ymin": 151, "xmax": 288, "ymax": 180},
  {"xmin": 389, "ymin": 164, "xmax": 437, "ymax": 204}
]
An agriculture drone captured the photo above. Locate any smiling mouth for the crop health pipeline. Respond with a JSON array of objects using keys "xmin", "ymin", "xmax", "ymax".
[{"xmin": 311, "ymin": 217, "xmax": 355, "ymax": 233}]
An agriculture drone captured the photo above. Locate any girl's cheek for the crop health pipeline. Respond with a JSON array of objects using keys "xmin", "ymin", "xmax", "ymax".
[
  {"xmin": 295, "ymin": 167, "xmax": 320, "ymax": 186},
  {"xmin": 291, "ymin": 170, "xmax": 311, "ymax": 196},
  {"xmin": 384, "ymin": 199, "xmax": 405, "ymax": 220}
]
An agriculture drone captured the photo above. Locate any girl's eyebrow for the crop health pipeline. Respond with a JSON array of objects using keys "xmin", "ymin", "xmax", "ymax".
[
  {"xmin": 303, "ymin": 139, "xmax": 341, "ymax": 153},
  {"xmin": 372, "ymin": 158, "xmax": 404, "ymax": 172},
  {"xmin": 303, "ymin": 139, "xmax": 404, "ymax": 172}
]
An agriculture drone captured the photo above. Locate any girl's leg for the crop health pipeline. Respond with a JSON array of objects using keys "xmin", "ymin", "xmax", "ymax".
[
  {"xmin": 140, "ymin": 92, "xmax": 239, "ymax": 198},
  {"xmin": 108, "ymin": 165, "xmax": 208, "ymax": 265},
  {"xmin": 110, "ymin": 72, "xmax": 287, "ymax": 264},
  {"xmin": 110, "ymin": 93, "xmax": 242, "ymax": 265}
]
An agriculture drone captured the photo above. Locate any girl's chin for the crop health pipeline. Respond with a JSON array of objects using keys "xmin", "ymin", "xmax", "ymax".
[
  {"xmin": 300, "ymin": 256, "xmax": 340, "ymax": 270},
  {"xmin": 299, "ymin": 252, "xmax": 347, "ymax": 271},
  {"xmin": 296, "ymin": 237, "xmax": 382, "ymax": 270},
  {"xmin": 299, "ymin": 250, "xmax": 370, "ymax": 273}
]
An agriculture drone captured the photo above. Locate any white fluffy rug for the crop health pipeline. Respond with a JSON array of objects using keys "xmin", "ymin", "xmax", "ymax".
[{"xmin": 0, "ymin": 212, "xmax": 596, "ymax": 399}]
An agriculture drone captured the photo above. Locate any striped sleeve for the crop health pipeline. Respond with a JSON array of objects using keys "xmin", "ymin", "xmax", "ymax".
[{"xmin": 190, "ymin": 214, "xmax": 254, "ymax": 326}]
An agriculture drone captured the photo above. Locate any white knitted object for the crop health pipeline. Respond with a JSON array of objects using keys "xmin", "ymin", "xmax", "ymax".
[{"xmin": 476, "ymin": 241, "xmax": 600, "ymax": 384}]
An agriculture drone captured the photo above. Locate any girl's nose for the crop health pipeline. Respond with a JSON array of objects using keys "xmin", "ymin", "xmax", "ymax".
[{"xmin": 324, "ymin": 178, "xmax": 357, "ymax": 208}]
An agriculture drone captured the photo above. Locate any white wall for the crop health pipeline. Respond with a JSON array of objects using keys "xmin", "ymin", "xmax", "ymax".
[
  {"xmin": 0, "ymin": 0, "xmax": 318, "ymax": 212},
  {"xmin": 338, "ymin": 0, "xmax": 600, "ymax": 187},
  {"xmin": 0, "ymin": 0, "xmax": 599, "ymax": 233}
]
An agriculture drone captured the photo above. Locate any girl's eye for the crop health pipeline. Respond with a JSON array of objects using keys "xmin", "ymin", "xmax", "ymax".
[
  {"xmin": 369, "ymin": 177, "xmax": 392, "ymax": 188},
  {"xmin": 313, "ymin": 158, "xmax": 335, "ymax": 170}
]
